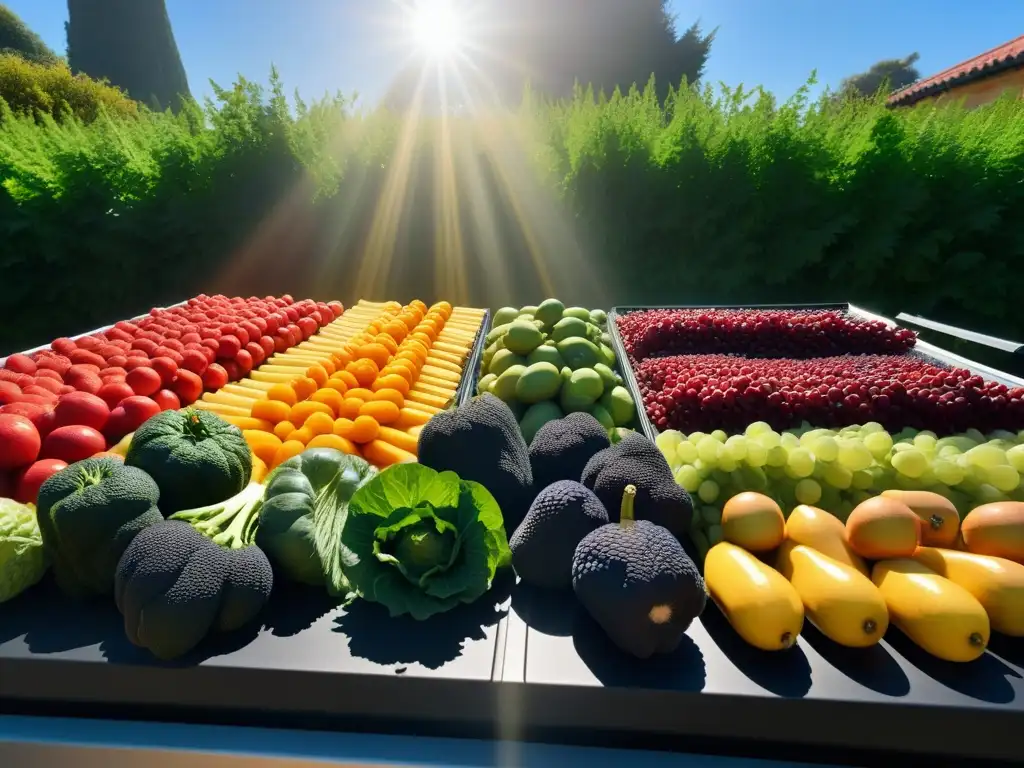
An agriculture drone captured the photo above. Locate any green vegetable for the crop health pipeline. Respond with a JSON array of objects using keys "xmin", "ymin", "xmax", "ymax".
[
  {"xmin": 0, "ymin": 498, "xmax": 47, "ymax": 603},
  {"xmin": 126, "ymin": 408, "xmax": 252, "ymax": 515},
  {"xmin": 169, "ymin": 481, "xmax": 265, "ymax": 548},
  {"xmin": 341, "ymin": 463, "xmax": 512, "ymax": 620},
  {"xmin": 256, "ymin": 448, "xmax": 377, "ymax": 595},
  {"xmin": 37, "ymin": 457, "xmax": 163, "ymax": 598}
]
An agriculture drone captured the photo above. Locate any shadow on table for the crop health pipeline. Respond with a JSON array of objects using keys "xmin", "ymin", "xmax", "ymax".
[
  {"xmin": 801, "ymin": 624, "xmax": 910, "ymax": 698},
  {"xmin": 333, "ymin": 569, "xmax": 514, "ymax": 671},
  {"xmin": 0, "ymin": 576, "xmax": 112, "ymax": 653},
  {"xmin": 260, "ymin": 583, "xmax": 339, "ymax": 638},
  {"xmin": 510, "ymin": 581, "xmax": 578, "ymax": 636},
  {"xmin": 699, "ymin": 605, "xmax": 812, "ymax": 698},
  {"xmin": 987, "ymin": 633, "xmax": 1024, "ymax": 669},
  {"xmin": 885, "ymin": 628, "xmax": 1021, "ymax": 705},
  {"xmin": 571, "ymin": 610, "xmax": 707, "ymax": 691}
]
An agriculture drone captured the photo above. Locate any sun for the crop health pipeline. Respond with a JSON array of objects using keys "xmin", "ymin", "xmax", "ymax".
[{"xmin": 409, "ymin": 0, "xmax": 465, "ymax": 59}]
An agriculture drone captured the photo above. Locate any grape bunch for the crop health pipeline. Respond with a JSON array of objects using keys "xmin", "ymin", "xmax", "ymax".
[
  {"xmin": 655, "ymin": 421, "xmax": 1024, "ymax": 559},
  {"xmin": 637, "ymin": 354, "xmax": 1024, "ymax": 435},
  {"xmin": 617, "ymin": 308, "xmax": 917, "ymax": 360}
]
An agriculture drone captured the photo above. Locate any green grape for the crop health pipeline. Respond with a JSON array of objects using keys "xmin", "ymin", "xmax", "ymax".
[
  {"xmin": 697, "ymin": 436, "xmax": 722, "ymax": 464},
  {"xmin": 989, "ymin": 429, "xmax": 1018, "ymax": 442},
  {"xmin": 706, "ymin": 524, "xmax": 724, "ymax": 546},
  {"xmin": 676, "ymin": 441, "xmax": 699, "ymax": 465},
  {"xmin": 800, "ymin": 428, "xmax": 827, "ymax": 445},
  {"xmin": 810, "ymin": 436, "xmax": 839, "ymax": 463},
  {"xmin": 837, "ymin": 440, "xmax": 873, "ymax": 472},
  {"xmin": 964, "ymin": 428, "xmax": 986, "ymax": 444},
  {"xmin": 822, "ymin": 462, "xmax": 853, "ymax": 490},
  {"xmin": 745, "ymin": 421, "xmax": 772, "ymax": 437},
  {"xmin": 755, "ymin": 430, "xmax": 782, "ymax": 450},
  {"xmin": 718, "ymin": 455, "xmax": 739, "ymax": 473},
  {"xmin": 733, "ymin": 466, "xmax": 768, "ymax": 492},
  {"xmin": 745, "ymin": 442, "xmax": 769, "ymax": 467},
  {"xmin": 675, "ymin": 465, "xmax": 701, "ymax": 492},
  {"xmin": 781, "ymin": 432, "xmax": 800, "ymax": 450},
  {"xmin": 701, "ymin": 505, "xmax": 723, "ymax": 526},
  {"xmin": 891, "ymin": 449, "xmax": 928, "ymax": 478},
  {"xmin": 932, "ymin": 459, "xmax": 965, "ymax": 486},
  {"xmin": 849, "ymin": 490, "xmax": 874, "ymax": 507},
  {"xmin": 938, "ymin": 445, "xmax": 962, "ymax": 459},
  {"xmin": 975, "ymin": 483, "xmax": 1007, "ymax": 504},
  {"xmin": 1006, "ymin": 445, "xmax": 1024, "ymax": 472},
  {"xmin": 689, "ymin": 506, "xmax": 704, "ymax": 533},
  {"xmin": 850, "ymin": 469, "xmax": 874, "ymax": 490},
  {"xmin": 894, "ymin": 428, "xmax": 919, "ymax": 443},
  {"xmin": 724, "ymin": 435, "xmax": 748, "ymax": 461},
  {"xmin": 688, "ymin": 431, "xmax": 708, "ymax": 445},
  {"xmin": 711, "ymin": 429, "xmax": 728, "ymax": 443},
  {"xmin": 656, "ymin": 430, "xmax": 684, "ymax": 457},
  {"xmin": 863, "ymin": 431, "xmax": 894, "ymax": 458},
  {"xmin": 913, "ymin": 434, "xmax": 937, "ymax": 453},
  {"xmin": 965, "ymin": 445, "xmax": 1006, "ymax": 470},
  {"xmin": 787, "ymin": 447, "xmax": 815, "ymax": 478},
  {"xmin": 795, "ymin": 478, "xmax": 822, "ymax": 504},
  {"xmin": 698, "ymin": 480, "xmax": 720, "ymax": 503},
  {"xmin": 766, "ymin": 445, "xmax": 788, "ymax": 467},
  {"xmin": 985, "ymin": 465, "xmax": 1021, "ymax": 493},
  {"xmin": 860, "ymin": 422, "xmax": 884, "ymax": 435}
]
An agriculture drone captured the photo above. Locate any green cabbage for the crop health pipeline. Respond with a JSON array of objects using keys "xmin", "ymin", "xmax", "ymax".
[
  {"xmin": 341, "ymin": 463, "xmax": 512, "ymax": 620},
  {"xmin": 0, "ymin": 498, "xmax": 47, "ymax": 603}
]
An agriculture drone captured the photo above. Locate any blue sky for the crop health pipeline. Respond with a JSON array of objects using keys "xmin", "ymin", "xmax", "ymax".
[{"xmin": 8, "ymin": 0, "xmax": 1024, "ymax": 105}]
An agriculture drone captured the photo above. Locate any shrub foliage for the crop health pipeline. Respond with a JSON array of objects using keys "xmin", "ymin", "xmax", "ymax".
[{"xmin": 0, "ymin": 53, "xmax": 138, "ymax": 123}]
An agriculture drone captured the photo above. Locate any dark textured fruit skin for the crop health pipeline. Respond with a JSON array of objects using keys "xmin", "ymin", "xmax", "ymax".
[
  {"xmin": 528, "ymin": 412, "xmax": 610, "ymax": 491},
  {"xmin": 417, "ymin": 393, "xmax": 534, "ymax": 531},
  {"xmin": 510, "ymin": 480, "xmax": 608, "ymax": 589},
  {"xmin": 581, "ymin": 433, "xmax": 693, "ymax": 540},
  {"xmin": 36, "ymin": 456, "xmax": 163, "ymax": 598},
  {"xmin": 572, "ymin": 519, "xmax": 706, "ymax": 658},
  {"xmin": 126, "ymin": 408, "xmax": 252, "ymax": 515},
  {"xmin": 115, "ymin": 520, "xmax": 273, "ymax": 660}
]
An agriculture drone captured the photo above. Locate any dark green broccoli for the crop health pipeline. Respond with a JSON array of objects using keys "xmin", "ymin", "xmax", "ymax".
[
  {"xmin": 528, "ymin": 412, "xmax": 610, "ymax": 491},
  {"xmin": 417, "ymin": 393, "xmax": 535, "ymax": 531},
  {"xmin": 572, "ymin": 485, "xmax": 706, "ymax": 659},
  {"xmin": 114, "ymin": 482, "xmax": 272, "ymax": 660},
  {"xmin": 581, "ymin": 432, "xmax": 693, "ymax": 540},
  {"xmin": 510, "ymin": 480, "xmax": 608, "ymax": 589},
  {"xmin": 37, "ymin": 457, "xmax": 164, "ymax": 598}
]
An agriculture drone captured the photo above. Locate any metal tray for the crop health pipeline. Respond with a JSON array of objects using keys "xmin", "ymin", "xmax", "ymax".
[
  {"xmin": 456, "ymin": 310, "xmax": 492, "ymax": 407},
  {"xmin": 608, "ymin": 303, "xmax": 1024, "ymax": 439}
]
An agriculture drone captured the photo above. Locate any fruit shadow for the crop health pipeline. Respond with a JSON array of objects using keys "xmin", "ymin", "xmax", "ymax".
[
  {"xmin": 510, "ymin": 581, "xmax": 579, "ymax": 636},
  {"xmin": 332, "ymin": 569, "xmax": 514, "ymax": 671},
  {"xmin": 0, "ymin": 576, "xmax": 112, "ymax": 654},
  {"xmin": 987, "ymin": 633, "xmax": 1024, "ymax": 669},
  {"xmin": 571, "ymin": 610, "xmax": 707, "ymax": 691},
  {"xmin": 699, "ymin": 605, "xmax": 813, "ymax": 698},
  {"xmin": 884, "ymin": 628, "xmax": 1021, "ymax": 705},
  {"xmin": 800, "ymin": 624, "xmax": 910, "ymax": 698},
  {"xmin": 260, "ymin": 580, "xmax": 339, "ymax": 638}
]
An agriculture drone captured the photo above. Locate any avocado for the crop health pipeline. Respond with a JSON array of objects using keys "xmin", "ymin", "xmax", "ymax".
[
  {"xmin": 589, "ymin": 309, "xmax": 607, "ymax": 327},
  {"xmin": 588, "ymin": 403, "xmax": 615, "ymax": 431},
  {"xmin": 519, "ymin": 305, "xmax": 538, "ymax": 316},
  {"xmin": 527, "ymin": 345, "xmax": 565, "ymax": 369},
  {"xmin": 601, "ymin": 332, "xmax": 613, "ymax": 348},
  {"xmin": 516, "ymin": 362, "xmax": 562, "ymax": 404},
  {"xmin": 493, "ymin": 365, "xmax": 527, "ymax": 402},
  {"xmin": 556, "ymin": 337, "xmax": 601, "ymax": 370},
  {"xmin": 560, "ymin": 388, "xmax": 592, "ymax": 413},
  {"xmin": 511, "ymin": 480, "xmax": 609, "ymax": 590},
  {"xmin": 601, "ymin": 385, "xmax": 636, "ymax": 426},
  {"xmin": 535, "ymin": 298, "xmax": 565, "ymax": 327},
  {"xmin": 528, "ymin": 412, "xmax": 610, "ymax": 490},
  {"xmin": 504, "ymin": 322, "xmax": 544, "ymax": 356},
  {"xmin": 563, "ymin": 307, "xmax": 591, "ymax": 321},
  {"xmin": 568, "ymin": 368, "xmax": 604, "ymax": 402},
  {"xmin": 571, "ymin": 485, "xmax": 707, "ymax": 659},
  {"xmin": 519, "ymin": 401, "xmax": 564, "ymax": 445},
  {"xmin": 550, "ymin": 316, "xmax": 588, "ymax": 343},
  {"xmin": 476, "ymin": 372, "xmax": 497, "ymax": 395},
  {"xmin": 592, "ymin": 362, "xmax": 618, "ymax": 390},
  {"xmin": 488, "ymin": 348, "xmax": 526, "ymax": 376},
  {"xmin": 598, "ymin": 343, "xmax": 617, "ymax": 368},
  {"xmin": 486, "ymin": 322, "xmax": 513, "ymax": 345},
  {"xmin": 493, "ymin": 307, "xmax": 520, "ymax": 326}
]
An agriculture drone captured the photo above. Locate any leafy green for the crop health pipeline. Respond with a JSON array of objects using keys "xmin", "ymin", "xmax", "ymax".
[
  {"xmin": 341, "ymin": 463, "xmax": 512, "ymax": 620},
  {"xmin": 256, "ymin": 448, "xmax": 377, "ymax": 596},
  {"xmin": 0, "ymin": 498, "xmax": 47, "ymax": 603}
]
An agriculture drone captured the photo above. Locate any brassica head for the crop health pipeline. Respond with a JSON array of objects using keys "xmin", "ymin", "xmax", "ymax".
[
  {"xmin": 0, "ymin": 498, "xmax": 48, "ymax": 603},
  {"xmin": 341, "ymin": 463, "xmax": 512, "ymax": 620}
]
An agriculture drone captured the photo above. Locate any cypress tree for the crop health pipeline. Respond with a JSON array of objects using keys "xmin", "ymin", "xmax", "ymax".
[
  {"xmin": 0, "ymin": 3, "xmax": 58, "ymax": 65},
  {"xmin": 66, "ymin": 0, "xmax": 191, "ymax": 111}
]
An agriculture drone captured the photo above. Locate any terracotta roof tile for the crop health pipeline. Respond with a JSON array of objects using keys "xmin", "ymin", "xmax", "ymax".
[{"xmin": 888, "ymin": 33, "xmax": 1024, "ymax": 106}]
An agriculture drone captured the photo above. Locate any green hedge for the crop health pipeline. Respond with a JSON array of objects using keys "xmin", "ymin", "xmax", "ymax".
[
  {"xmin": 0, "ymin": 53, "xmax": 138, "ymax": 123},
  {"xmin": 2, "ymin": 73, "xmax": 1022, "ymax": 355}
]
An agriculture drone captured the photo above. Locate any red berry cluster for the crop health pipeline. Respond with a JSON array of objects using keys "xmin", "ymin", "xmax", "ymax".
[
  {"xmin": 636, "ymin": 354, "xmax": 1024, "ymax": 434},
  {"xmin": 617, "ymin": 309, "xmax": 917, "ymax": 360}
]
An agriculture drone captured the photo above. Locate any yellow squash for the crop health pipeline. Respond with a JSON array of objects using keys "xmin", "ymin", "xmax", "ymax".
[
  {"xmin": 704, "ymin": 542, "xmax": 804, "ymax": 651},
  {"xmin": 775, "ymin": 541, "xmax": 888, "ymax": 648},
  {"xmin": 910, "ymin": 547, "xmax": 1024, "ymax": 637},
  {"xmin": 784, "ymin": 504, "xmax": 869, "ymax": 576},
  {"xmin": 871, "ymin": 559, "xmax": 990, "ymax": 662}
]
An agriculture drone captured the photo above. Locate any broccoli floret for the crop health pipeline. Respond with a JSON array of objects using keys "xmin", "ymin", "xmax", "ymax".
[
  {"xmin": 581, "ymin": 432, "xmax": 693, "ymax": 540},
  {"xmin": 510, "ymin": 480, "xmax": 608, "ymax": 589},
  {"xmin": 417, "ymin": 393, "xmax": 535, "ymax": 531},
  {"xmin": 528, "ymin": 412, "xmax": 610, "ymax": 491},
  {"xmin": 114, "ymin": 483, "xmax": 272, "ymax": 660}
]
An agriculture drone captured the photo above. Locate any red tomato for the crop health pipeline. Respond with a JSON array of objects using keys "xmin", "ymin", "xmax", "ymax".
[
  {"xmin": 15, "ymin": 458, "xmax": 68, "ymax": 504},
  {"xmin": 34, "ymin": 368, "xmax": 63, "ymax": 383},
  {"xmin": 130, "ymin": 338, "xmax": 159, "ymax": 356},
  {"xmin": 152, "ymin": 389, "xmax": 181, "ymax": 411},
  {"xmin": 54, "ymin": 391, "xmax": 111, "ymax": 432},
  {"xmin": 126, "ymin": 367, "xmax": 162, "ymax": 397},
  {"xmin": 234, "ymin": 349, "xmax": 254, "ymax": 375},
  {"xmin": 244, "ymin": 341, "xmax": 266, "ymax": 367},
  {"xmin": 104, "ymin": 396, "xmax": 161, "ymax": 443},
  {"xmin": 50, "ymin": 338, "xmax": 77, "ymax": 356},
  {"xmin": 170, "ymin": 369, "xmax": 203, "ymax": 405},
  {"xmin": 327, "ymin": 300, "xmax": 344, "ymax": 318},
  {"xmin": 297, "ymin": 316, "xmax": 318, "ymax": 340},
  {"xmin": 41, "ymin": 425, "xmax": 106, "ymax": 464},
  {"xmin": 36, "ymin": 354, "xmax": 72, "ymax": 376},
  {"xmin": 0, "ymin": 381, "xmax": 21, "ymax": 405},
  {"xmin": 30, "ymin": 377, "xmax": 62, "ymax": 395},
  {"xmin": 69, "ymin": 349, "xmax": 106, "ymax": 368},
  {"xmin": 220, "ymin": 359, "xmax": 242, "ymax": 383},
  {"xmin": 181, "ymin": 349, "xmax": 209, "ymax": 376},
  {"xmin": 4, "ymin": 353, "xmax": 36, "ymax": 375},
  {"xmin": 0, "ymin": 414, "xmax": 42, "ymax": 469},
  {"xmin": 201, "ymin": 363, "xmax": 229, "ymax": 391},
  {"xmin": 75, "ymin": 336, "xmax": 100, "ymax": 351},
  {"xmin": 217, "ymin": 335, "xmax": 242, "ymax": 359},
  {"xmin": 150, "ymin": 356, "xmax": 179, "ymax": 386},
  {"xmin": 97, "ymin": 381, "xmax": 136, "ymax": 409}
]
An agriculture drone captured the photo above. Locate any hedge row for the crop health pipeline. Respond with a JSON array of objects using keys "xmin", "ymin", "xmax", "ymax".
[{"xmin": 2, "ymin": 73, "xmax": 1022, "ymax": 355}]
